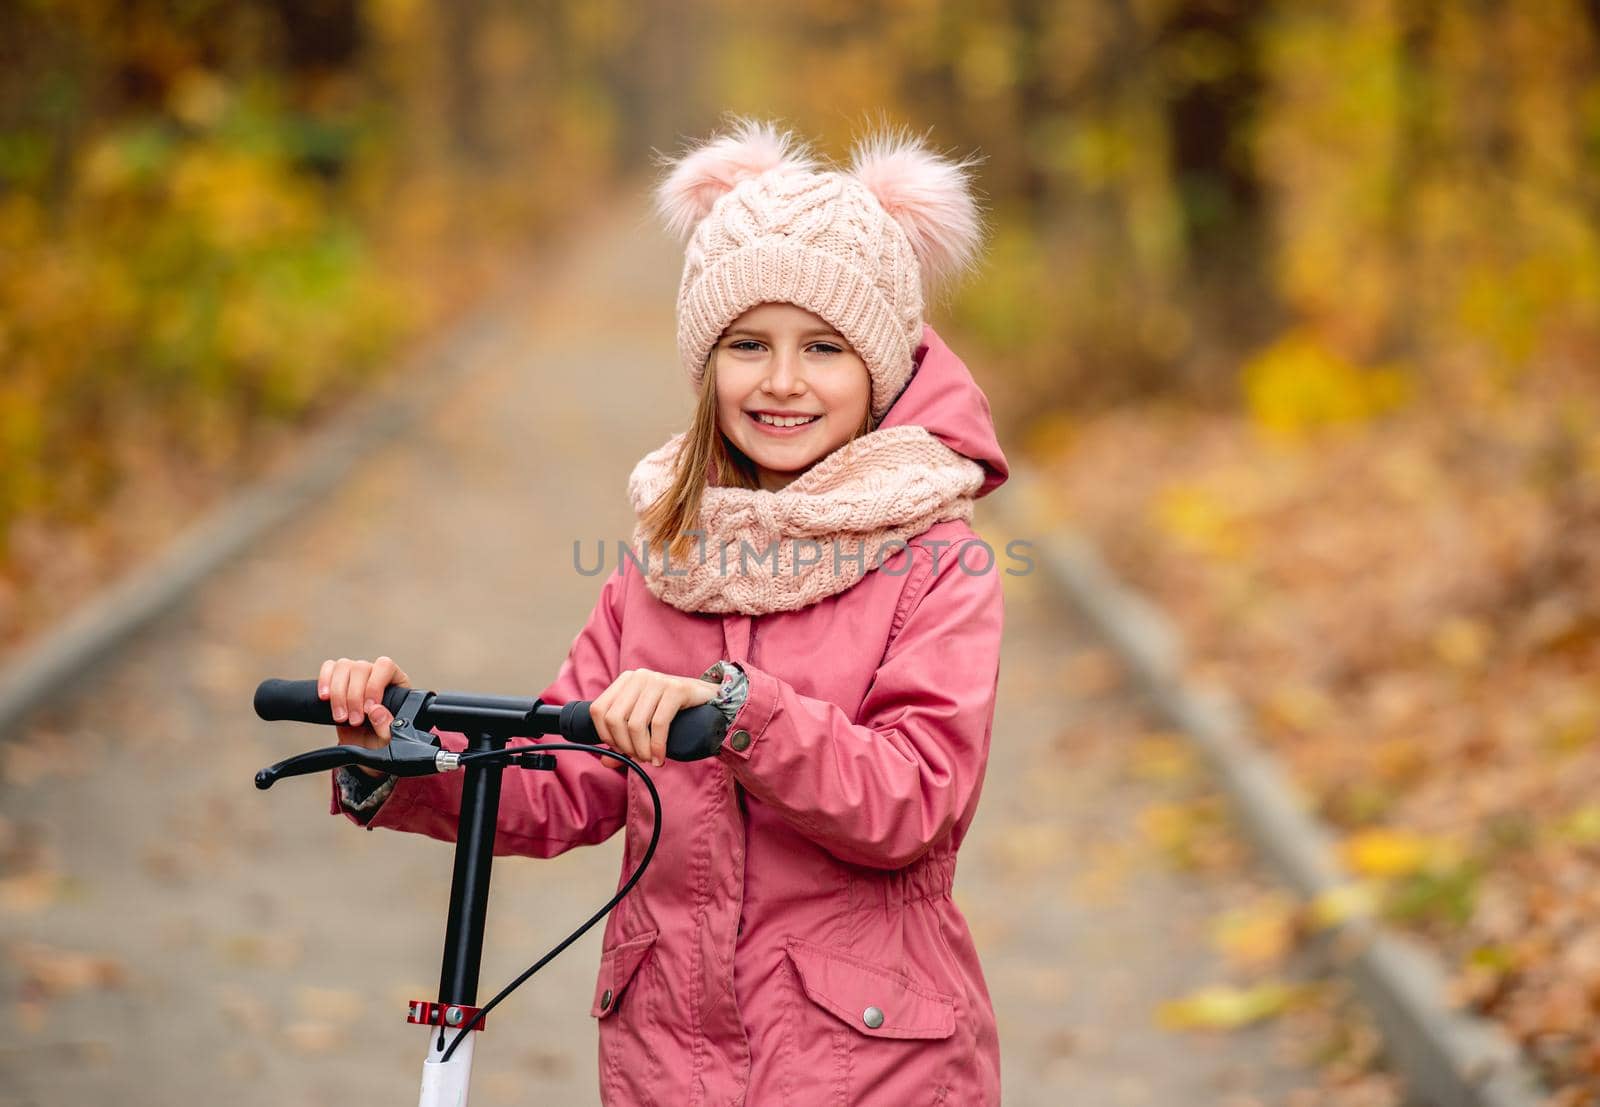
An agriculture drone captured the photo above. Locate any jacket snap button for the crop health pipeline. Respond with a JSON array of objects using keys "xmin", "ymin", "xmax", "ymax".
[
  {"xmin": 600, "ymin": 988, "xmax": 613, "ymax": 1011},
  {"xmin": 862, "ymin": 1005, "xmax": 885, "ymax": 1029},
  {"xmin": 729, "ymin": 729, "xmax": 751, "ymax": 752}
]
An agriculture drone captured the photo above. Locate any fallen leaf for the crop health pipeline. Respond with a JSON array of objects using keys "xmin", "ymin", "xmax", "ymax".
[
  {"xmin": 1155, "ymin": 980, "xmax": 1303, "ymax": 1031},
  {"xmin": 1210, "ymin": 892, "xmax": 1302, "ymax": 968},
  {"xmin": 1127, "ymin": 733, "xmax": 1199, "ymax": 783},
  {"xmin": 218, "ymin": 931, "xmax": 304, "ymax": 969},
  {"xmin": 1432, "ymin": 616, "xmax": 1492, "ymax": 670},
  {"xmin": 986, "ymin": 821, "xmax": 1072, "ymax": 873},
  {"xmin": 295, "ymin": 985, "xmax": 365, "ymax": 1025},
  {"xmin": 282, "ymin": 1019, "xmax": 346, "ymax": 1054},
  {"xmin": 10, "ymin": 942, "xmax": 127, "ymax": 999},
  {"xmin": 1341, "ymin": 827, "xmax": 1438, "ymax": 878},
  {"xmin": 1307, "ymin": 882, "xmax": 1382, "ymax": 930},
  {"xmin": 0, "ymin": 869, "xmax": 66, "ymax": 913}
]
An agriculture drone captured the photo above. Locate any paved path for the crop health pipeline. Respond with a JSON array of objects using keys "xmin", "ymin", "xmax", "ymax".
[{"xmin": 0, "ymin": 208, "xmax": 1342, "ymax": 1105}]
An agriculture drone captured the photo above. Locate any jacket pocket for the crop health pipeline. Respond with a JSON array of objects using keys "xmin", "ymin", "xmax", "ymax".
[
  {"xmin": 783, "ymin": 936, "xmax": 956, "ymax": 1040},
  {"xmin": 590, "ymin": 928, "xmax": 659, "ymax": 1019}
]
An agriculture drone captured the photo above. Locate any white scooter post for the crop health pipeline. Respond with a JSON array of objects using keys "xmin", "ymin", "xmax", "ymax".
[{"xmin": 413, "ymin": 998, "xmax": 480, "ymax": 1106}]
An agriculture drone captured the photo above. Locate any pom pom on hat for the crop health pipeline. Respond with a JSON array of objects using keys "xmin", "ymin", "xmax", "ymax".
[
  {"xmin": 653, "ymin": 116, "xmax": 818, "ymax": 241},
  {"xmin": 849, "ymin": 126, "xmax": 985, "ymax": 290}
]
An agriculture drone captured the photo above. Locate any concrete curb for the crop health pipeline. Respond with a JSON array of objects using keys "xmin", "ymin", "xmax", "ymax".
[
  {"xmin": 0, "ymin": 294, "xmax": 513, "ymax": 737},
  {"xmin": 995, "ymin": 463, "xmax": 1549, "ymax": 1107}
]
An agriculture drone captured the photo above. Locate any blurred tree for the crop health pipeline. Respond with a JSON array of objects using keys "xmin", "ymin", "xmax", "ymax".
[
  {"xmin": 4, "ymin": 0, "xmax": 1598, "ymax": 639},
  {"xmin": 438, "ymin": 0, "xmax": 490, "ymax": 164}
]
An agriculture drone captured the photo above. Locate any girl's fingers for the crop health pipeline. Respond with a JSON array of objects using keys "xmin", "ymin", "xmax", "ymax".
[
  {"xmin": 591, "ymin": 678, "xmax": 623, "ymax": 770},
  {"xmin": 594, "ymin": 681, "xmax": 627, "ymax": 768},
  {"xmin": 317, "ymin": 657, "xmax": 406, "ymax": 749},
  {"xmin": 588, "ymin": 687, "xmax": 613, "ymax": 751},
  {"xmin": 364, "ymin": 657, "xmax": 394, "ymax": 713},
  {"xmin": 608, "ymin": 676, "xmax": 649, "ymax": 763},
  {"xmin": 343, "ymin": 662, "xmax": 371, "ymax": 728},
  {"xmin": 588, "ymin": 670, "xmax": 701, "ymax": 769},
  {"xmin": 365, "ymin": 656, "xmax": 402, "ymax": 740},
  {"xmin": 591, "ymin": 673, "xmax": 632, "ymax": 754},
  {"xmin": 328, "ymin": 659, "xmax": 350, "ymax": 721},
  {"xmin": 687, "ymin": 672, "xmax": 718, "ymax": 707},
  {"xmin": 626, "ymin": 682, "xmax": 666, "ymax": 766},
  {"xmin": 647, "ymin": 693, "xmax": 678, "ymax": 767},
  {"xmin": 374, "ymin": 654, "xmax": 410, "ymax": 694}
]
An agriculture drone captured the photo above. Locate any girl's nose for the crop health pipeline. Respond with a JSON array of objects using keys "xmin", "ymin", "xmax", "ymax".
[{"xmin": 765, "ymin": 349, "xmax": 806, "ymax": 394}]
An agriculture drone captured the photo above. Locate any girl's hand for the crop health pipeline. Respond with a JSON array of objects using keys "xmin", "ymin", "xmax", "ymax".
[
  {"xmin": 318, "ymin": 656, "xmax": 413, "ymax": 779},
  {"xmin": 590, "ymin": 669, "xmax": 719, "ymax": 769}
]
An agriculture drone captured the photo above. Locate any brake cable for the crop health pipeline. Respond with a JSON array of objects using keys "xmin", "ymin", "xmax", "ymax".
[{"xmin": 432, "ymin": 743, "xmax": 662, "ymax": 1063}]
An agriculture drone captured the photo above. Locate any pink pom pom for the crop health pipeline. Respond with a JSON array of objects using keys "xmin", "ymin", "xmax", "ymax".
[
  {"xmin": 653, "ymin": 116, "xmax": 818, "ymax": 241},
  {"xmin": 849, "ymin": 127, "xmax": 985, "ymax": 288}
]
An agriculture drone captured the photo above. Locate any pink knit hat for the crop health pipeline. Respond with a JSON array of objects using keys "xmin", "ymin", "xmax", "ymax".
[{"xmin": 653, "ymin": 116, "xmax": 984, "ymax": 421}]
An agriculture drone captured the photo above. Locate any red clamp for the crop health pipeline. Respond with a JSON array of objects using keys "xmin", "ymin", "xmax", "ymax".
[{"xmin": 407, "ymin": 999, "xmax": 487, "ymax": 1032}]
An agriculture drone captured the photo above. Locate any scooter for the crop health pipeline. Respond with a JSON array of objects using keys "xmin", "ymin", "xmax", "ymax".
[{"xmin": 252, "ymin": 677, "xmax": 727, "ymax": 1107}]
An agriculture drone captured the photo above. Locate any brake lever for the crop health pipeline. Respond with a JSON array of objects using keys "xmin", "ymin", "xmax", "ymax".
[{"xmin": 255, "ymin": 688, "xmax": 450, "ymax": 790}]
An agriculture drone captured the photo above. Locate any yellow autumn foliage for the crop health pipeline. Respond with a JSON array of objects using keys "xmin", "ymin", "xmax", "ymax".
[
  {"xmin": 1150, "ymin": 483, "xmax": 1251, "ymax": 561},
  {"xmin": 1241, "ymin": 330, "xmax": 1412, "ymax": 440}
]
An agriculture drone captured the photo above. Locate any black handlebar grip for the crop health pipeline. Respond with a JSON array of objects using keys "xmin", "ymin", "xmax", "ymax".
[
  {"xmin": 254, "ymin": 679, "xmax": 411, "ymax": 725},
  {"xmin": 558, "ymin": 700, "xmax": 727, "ymax": 762}
]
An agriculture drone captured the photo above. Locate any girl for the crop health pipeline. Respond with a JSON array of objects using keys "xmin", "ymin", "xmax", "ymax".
[{"xmin": 322, "ymin": 116, "xmax": 1009, "ymax": 1105}]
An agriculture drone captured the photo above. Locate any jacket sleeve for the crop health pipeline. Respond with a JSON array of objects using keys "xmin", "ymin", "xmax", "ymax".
[
  {"xmin": 719, "ymin": 547, "xmax": 1003, "ymax": 870},
  {"xmin": 327, "ymin": 569, "xmax": 631, "ymax": 857},
  {"xmin": 335, "ymin": 764, "xmax": 395, "ymax": 822}
]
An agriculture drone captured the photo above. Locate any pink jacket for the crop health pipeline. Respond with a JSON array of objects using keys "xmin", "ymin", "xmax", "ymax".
[{"xmin": 332, "ymin": 325, "xmax": 1009, "ymax": 1105}]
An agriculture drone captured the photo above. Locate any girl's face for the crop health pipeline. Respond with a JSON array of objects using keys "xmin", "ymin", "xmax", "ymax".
[{"xmin": 713, "ymin": 302, "xmax": 872, "ymax": 493}]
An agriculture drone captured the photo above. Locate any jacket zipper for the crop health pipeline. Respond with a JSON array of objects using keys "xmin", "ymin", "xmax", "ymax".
[{"xmin": 735, "ymin": 614, "xmax": 756, "ymax": 943}]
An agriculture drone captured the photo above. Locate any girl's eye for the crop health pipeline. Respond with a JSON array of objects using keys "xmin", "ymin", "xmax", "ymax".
[{"xmin": 724, "ymin": 339, "xmax": 844, "ymax": 355}]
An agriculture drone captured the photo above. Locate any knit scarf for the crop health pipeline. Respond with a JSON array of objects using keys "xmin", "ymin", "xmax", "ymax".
[{"xmin": 626, "ymin": 425, "xmax": 986, "ymax": 616}]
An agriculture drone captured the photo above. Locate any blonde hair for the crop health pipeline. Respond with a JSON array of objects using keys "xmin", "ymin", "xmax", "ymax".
[{"xmin": 639, "ymin": 341, "xmax": 877, "ymax": 565}]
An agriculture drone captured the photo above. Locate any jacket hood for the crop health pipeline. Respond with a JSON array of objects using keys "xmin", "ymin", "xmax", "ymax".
[{"xmin": 878, "ymin": 325, "xmax": 1009, "ymax": 499}]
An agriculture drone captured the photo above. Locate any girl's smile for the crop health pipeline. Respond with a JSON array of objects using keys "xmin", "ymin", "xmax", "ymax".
[
  {"xmin": 714, "ymin": 302, "xmax": 872, "ymax": 491},
  {"xmin": 745, "ymin": 409, "xmax": 821, "ymax": 434}
]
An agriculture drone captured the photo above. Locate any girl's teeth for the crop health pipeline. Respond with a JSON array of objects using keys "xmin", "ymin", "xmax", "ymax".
[{"xmin": 756, "ymin": 413, "xmax": 817, "ymax": 428}]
